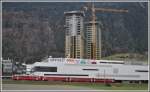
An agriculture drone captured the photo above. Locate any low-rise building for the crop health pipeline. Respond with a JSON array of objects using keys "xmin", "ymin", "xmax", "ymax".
[{"xmin": 2, "ymin": 59, "xmax": 12, "ymax": 75}]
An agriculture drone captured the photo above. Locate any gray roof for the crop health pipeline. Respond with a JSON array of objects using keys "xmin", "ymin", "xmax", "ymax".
[{"xmin": 64, "ymin": 11, "xmax": 85, "ymax": 16}]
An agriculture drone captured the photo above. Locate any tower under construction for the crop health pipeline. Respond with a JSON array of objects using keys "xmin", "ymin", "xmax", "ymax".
[
  {"xmin": 85, "ymin": 21, "xmax": 102, "ymax": 60},
  {"xmin": 64, "ymin": 3, "xmax": 128, "ymax": 60},
  {"xmin": 64, "ymin": 11, "xmax": 85, "ymax": 58}
]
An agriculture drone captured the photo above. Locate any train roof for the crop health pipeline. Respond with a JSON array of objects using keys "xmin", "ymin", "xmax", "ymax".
[{"xmin": 38, "ymin": 57, "xmax": 147, "ymax": 66}]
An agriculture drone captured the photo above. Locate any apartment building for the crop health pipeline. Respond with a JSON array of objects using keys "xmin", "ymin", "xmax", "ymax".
[{"xmin": 64, "ymin": 11, "xmax": 85, "ymax": 58}]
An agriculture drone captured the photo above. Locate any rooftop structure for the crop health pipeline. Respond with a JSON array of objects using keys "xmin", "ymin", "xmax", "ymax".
[{"xmin": 64, "ymin": 11, "xmax": 85, "ymax": 16}]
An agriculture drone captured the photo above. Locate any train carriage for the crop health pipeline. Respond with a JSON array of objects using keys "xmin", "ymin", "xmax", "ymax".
[{"xmin": 12, "ymin": 57, "xmax": 148, "ymax": 83}]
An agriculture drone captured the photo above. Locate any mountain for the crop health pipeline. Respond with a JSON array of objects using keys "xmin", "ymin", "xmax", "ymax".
[{"xmin": 2, "ymin": 2, "xmax": 148, "ymax": 63}]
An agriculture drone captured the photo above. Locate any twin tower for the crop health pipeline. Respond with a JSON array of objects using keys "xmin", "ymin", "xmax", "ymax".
[{"xmin": 64, "ymin": 11, "xmax": 102, "ymax": 60}]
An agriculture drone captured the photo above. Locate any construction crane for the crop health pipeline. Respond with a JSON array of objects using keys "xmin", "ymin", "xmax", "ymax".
[{"xmin": 82, "ymin": 3, "xmax": 128, "ymax": 60}]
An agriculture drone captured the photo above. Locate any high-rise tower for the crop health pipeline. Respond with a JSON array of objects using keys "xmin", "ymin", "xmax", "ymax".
[
  {"xmin": 85, "ymin": 21, "xmax": 102, "ymax": 60},
  {"xmin": 64, "ymin": 11, "xmax": 85, "ymax": 58}
]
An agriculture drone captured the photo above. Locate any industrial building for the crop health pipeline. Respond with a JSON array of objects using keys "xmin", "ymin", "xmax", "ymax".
[{"xmin": 64, "ymin": 11, "xmax": 85, "ymax": 59}]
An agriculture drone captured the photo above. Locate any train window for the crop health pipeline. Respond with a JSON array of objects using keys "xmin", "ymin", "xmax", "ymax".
[
  {"xmin": 44, "ymin": 74, "xmax": 88, "ymax": 76},
  {"xmin": 99, "ymin": 62, "xmax": 107, "ymax": 63},
  {"xmin": 82, "ymin": 69, "xmax": 99, "ymax": 71},
  {"xmin": 99, "ymin": 62, "xmax": 124, "ymax": 64},
  {"xmin": 135, "ymin": 70, "xmax": 148, "ymax": 72},
  {"xmin": 34, "ymin": 66, "xmax": 57, "ymax": 72},
  {"xmin": 91, "ymin": 62, "xmax": 97, "ymax": 64}
]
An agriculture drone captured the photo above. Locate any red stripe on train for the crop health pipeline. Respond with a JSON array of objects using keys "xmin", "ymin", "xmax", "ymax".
[{"xmin": 12, "ymin": 75, "xmax": 114, "ymax": 83}]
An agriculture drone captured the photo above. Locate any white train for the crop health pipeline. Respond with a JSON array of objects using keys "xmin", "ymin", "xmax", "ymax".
[{"xmin": 20, "ymin": 57, "xmax": 148, "ymax": 83}]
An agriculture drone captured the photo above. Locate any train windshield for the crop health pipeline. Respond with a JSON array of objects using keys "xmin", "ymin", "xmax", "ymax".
[{"xmin": 32, "ymin": 66, "xmax": 57, "ymax": 72}]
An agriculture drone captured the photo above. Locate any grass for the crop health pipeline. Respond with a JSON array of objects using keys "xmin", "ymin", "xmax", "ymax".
[
  {"xmin": 68, "ymin": 82, "xmax": 148, "ymax": 90},
  {"xmin": 102, "ymin": 53, "xmax": 148, "ymax": 62},
  {"xmin": 2, "ymin": 79, "xmax": 148, "ymax": 90}
]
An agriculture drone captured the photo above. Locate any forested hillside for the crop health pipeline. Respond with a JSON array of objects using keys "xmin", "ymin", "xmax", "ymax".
[{"xmin": 2, "ymin": 2, "xmax": 148, "ymax": 63}]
